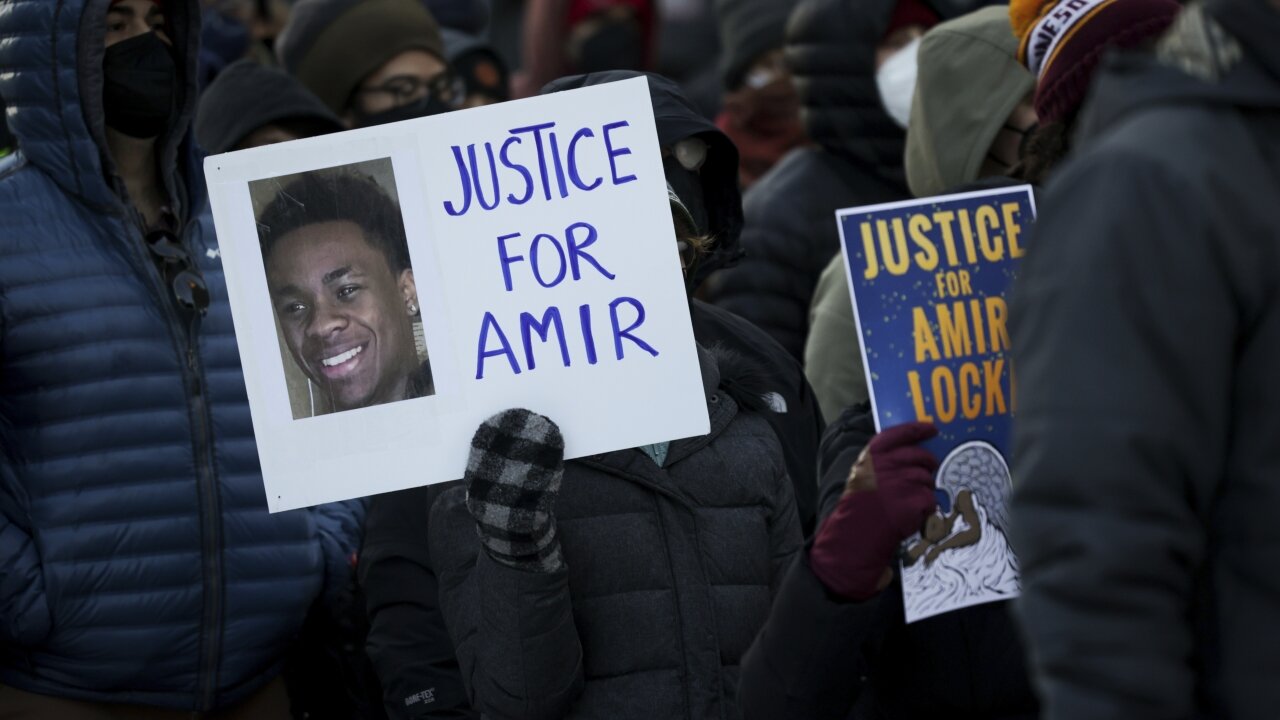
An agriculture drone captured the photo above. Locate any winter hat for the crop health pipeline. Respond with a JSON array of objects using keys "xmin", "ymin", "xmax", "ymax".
[
  {"xmin": 906, "ymin": 6, "xmax": 1034, "ymax": 197},
  {"xmin": 884, "ymin": 0, "xmax": 941, "ymax": 39},
  {"xmin": 195, "ymin": 60, "xmax": 344, "ymax": 154},
  {"xmin": 276, "ymin": 0, "xmax": 446, "ymax": 114},
  {"xmin": 715, "ymin": 0, "xmax": 799, "ymax": 89},
  {"xmin": 1010, "ymin": 0, "xmax": 1179, "ymax": 123}
]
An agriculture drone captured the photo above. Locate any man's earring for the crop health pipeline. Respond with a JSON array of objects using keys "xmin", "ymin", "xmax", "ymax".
[{"xmin": 408, "ymin": 300, "xmax": 419, "ymax": 316}]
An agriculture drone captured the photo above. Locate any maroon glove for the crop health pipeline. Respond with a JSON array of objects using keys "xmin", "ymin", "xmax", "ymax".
[{"xmin": 810, "ymin": 422, "xmax": 940, "ymax": 601}]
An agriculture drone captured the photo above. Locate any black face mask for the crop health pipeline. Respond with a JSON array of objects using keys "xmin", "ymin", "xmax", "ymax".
[
  {"xmin": 353, "ymin": 94, "xmax": 453, "ymax": 128},
  {"xmin": 102, "ymin": 31, "xmax": 177, "ymax": 139}
]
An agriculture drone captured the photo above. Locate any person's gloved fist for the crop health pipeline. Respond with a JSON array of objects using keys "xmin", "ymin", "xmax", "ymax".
[
  {"xmin": 464, "ymin": 408, "xmax": 566, "ymax": 573},
  {"xmin": 810, "ymin": 421, "xmax": 940, "ymax": 600}
]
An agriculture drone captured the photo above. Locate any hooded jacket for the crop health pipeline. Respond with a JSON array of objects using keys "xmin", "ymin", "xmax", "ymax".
[
  {"xmin": 803, "ymin": 7, "xmax": 1034, "ymax": 422},
  {"xmin": 541, "ymin": 71, "xmax": 825, "ymax": 531},
  {"xmin": 430, "ymin": 348, "xmax": 802, "ymax": 720},
  {"xmin": 1010, "ymin": 1, "xmax": 1280, "ymax": 718},
  {"xmin": 702, "ymin": 0, "xmax": 913, "ymax": 361},
  {"xmin": 194, "ymin": 59, "xmax": 344, "ymax": 155},
  {"xmin": 0, "ymin": 0, "xmax": 362, "ymax": 710}
]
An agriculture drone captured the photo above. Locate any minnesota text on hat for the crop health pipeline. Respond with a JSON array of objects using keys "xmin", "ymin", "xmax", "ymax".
[{"xmin": 1021, "ymin": 0, "xmax": 1113, "ymax": 79}]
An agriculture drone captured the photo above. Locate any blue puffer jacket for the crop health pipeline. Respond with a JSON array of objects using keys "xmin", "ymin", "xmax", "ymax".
[{"xmin": 0, "ymin": 0, "xmax": 363, "ymax": 711}]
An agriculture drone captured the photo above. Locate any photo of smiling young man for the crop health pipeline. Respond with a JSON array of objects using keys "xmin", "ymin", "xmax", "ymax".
[{"xmin": 253, "ymin": 158, "xmax": 434, "ymax": 419}]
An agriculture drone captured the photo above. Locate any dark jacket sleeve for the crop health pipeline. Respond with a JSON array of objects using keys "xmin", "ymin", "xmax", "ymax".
[
  {"xmin": 312, "ymin": 497, "xmax": 367, "ymax": 608},
  {"xmin": 429, "ymin": 487, "xmax": 584, "ymax": 720},
  {"xmin": 361, "ymin": 484, "xmax": 477, "ymax": 719},
  {"xmin": 739, "ymin": 405, "xmax": 881, "ymax": 719},
  {"xmin": 740, "ymin": 549, "xmax": 883, "ymax": 720},
  {"xmin": 816, "ymin": 403, "xmax": 876, "ymax": 521},
  {"xmin": 1010, "ymin": 146, "xmax": 1237, "ymax": 720}
]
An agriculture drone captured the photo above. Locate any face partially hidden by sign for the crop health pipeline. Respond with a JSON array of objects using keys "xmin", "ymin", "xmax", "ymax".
[{"xmin": 267, "ymin": 220, "xmax": 419, "ymax": 411}]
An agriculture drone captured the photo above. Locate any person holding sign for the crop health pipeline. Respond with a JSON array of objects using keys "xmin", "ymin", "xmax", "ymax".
[
  {"xmin": 737, "ymin": 405, "xmax": 1038, "ymax": 719},
  {"xmin": 424, "ymin": 192, "xmax": 802, "ymax": 720}
]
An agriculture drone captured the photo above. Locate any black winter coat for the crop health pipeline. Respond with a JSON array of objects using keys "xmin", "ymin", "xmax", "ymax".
[
  {"xmin": 1010, "ymin": 3, "xmax": 1280, "ymax": 719},
  {"xmin": 702, "ymin": 0, "xmax": 910, "ymax": 360},
  {"xmin": 739, "ymin": 406, "xmax": 1037, "ymax": 719},
  {"xmin": 430, "ymin": 349, "xmax": 803, "ymax": 720},
  {"xmin": 691, "ymin": 299, "xmax": 826, "ymax": 534}
]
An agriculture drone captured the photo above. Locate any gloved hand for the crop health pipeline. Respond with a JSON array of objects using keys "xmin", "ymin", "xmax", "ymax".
[
  {"xmin": 464, "ymin": 409, "xmax": 566, "ymax": 573},
  {"xmin": 809, "ymin": 422, "xmax": 939, "ymax": 601}
]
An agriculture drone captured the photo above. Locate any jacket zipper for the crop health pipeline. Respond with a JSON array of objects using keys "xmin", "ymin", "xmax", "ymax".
[
  {"xmin": 122, "ymin": 214, "xmax": 223, "ymax": 712},
  {"xmin": 187, "ymin": 312, "xmax": 222, "ymax": 713}
]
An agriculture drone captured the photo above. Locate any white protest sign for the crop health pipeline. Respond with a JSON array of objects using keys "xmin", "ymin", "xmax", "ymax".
[{"xmin": 205, "ymin": 77, "xmax": 709, "ymax": 512}]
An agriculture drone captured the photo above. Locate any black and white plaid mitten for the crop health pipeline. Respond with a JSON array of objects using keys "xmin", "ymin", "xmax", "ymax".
[{"xmin": 464, "ymin": 409, "xmax": 566, "ymax": 573}]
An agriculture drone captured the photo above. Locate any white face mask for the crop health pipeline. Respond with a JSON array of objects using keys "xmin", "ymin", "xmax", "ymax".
[{"xmin": 875, "ymin": 36, "xmax": 921, "ymax": 130}]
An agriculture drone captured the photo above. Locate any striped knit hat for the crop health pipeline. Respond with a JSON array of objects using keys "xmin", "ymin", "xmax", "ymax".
[{"xmin": 1010, "ymin": 0, "xmax": 1179, "ymax": 123}]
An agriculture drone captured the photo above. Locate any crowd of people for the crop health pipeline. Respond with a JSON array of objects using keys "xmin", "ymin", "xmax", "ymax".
[{"xmin": 0, "ymin": 0, "xmax": 1275, "ymax": 718}]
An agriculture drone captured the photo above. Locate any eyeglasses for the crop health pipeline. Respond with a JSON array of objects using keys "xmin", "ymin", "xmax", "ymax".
[
  {"xmin": 355, "ymin": 72, "xmax": 462, "ymax": 109},
  {"xmin": 145, "ymin": 229, "xmax": 210, "ymax": 313}
]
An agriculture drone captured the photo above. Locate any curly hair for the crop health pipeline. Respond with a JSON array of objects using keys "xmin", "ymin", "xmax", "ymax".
[
  {"xmin": 256, "ymin": 165, "xmax": 411, "ymax": 273},
  {"xmin": 1015, "ymin": 115, "xmax": 1075, "ymax": 186}
]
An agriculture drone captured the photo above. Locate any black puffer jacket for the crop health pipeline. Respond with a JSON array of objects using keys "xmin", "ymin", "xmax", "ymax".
[
  {"xmin": 431, "ymin": 349, "xmax": 803, "ymax": 720},
  {"xmin": 702, "ymin": 0, "xmax": 910, "ymax": 360},
  {"xmin": 739, "ymin": 405, "xmax": 1037, "ymax": 720},
  {"xmin": 1010, "ymin": 2, "xmax": 1280, "ymax": 718}
]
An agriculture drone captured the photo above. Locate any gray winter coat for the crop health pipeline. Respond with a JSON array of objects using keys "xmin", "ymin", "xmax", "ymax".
[
  {"xmin": 1010, "ymin": 2, "xmax": 1280, "ymax": 718},
  {"xmin": 429, "ymin": 350, "xmax": 803, "ymax": 720}
]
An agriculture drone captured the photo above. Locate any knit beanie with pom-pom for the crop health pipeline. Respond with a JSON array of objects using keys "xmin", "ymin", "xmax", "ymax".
[{"xmin": 1009, "ymin": 0, "xmax": 1179, "ymax": 123}]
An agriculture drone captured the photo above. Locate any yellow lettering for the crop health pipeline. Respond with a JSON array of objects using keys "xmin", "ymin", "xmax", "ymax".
[
  {"xmin": 985, "ymin": 297, "xmax": 1009, "ymax": 353},
  {"xmin": 937, "ymin": 303, "xmax": 973, "ymax": 358},
  {"xmin": 860, "ymin": 222, "xmax": 878, "ymax": 280},
  {"xmin": 970, "ymin": 298, "xmax": 987, "ymax": 354},
  {"xmin": 912, "ymin": 306, "xmax": 941, "ymax": 362},
  {"xmin": 879, "ymin": 218, "xmax": 911, "ymax": 276},
  {"xmin": 976, "ymin": 205, "xmax": 1004, "ymax": 262},
  {"xmin": 984, "ymin": 358, "xmax": 1008, "ymax": 415},
  {"xmin": 909, "ymin": 214, "xmax": 938, "ymax": 271},
  {"xmin": 931, "ymin": 366, "xmax": 957, "ymax": 423},
  {"xmin": 908, "ymin": 371, "xmax": 934, "ymax": 422},
  {"xmin": 933, "ymin": 210, "xmax": 961, "ymax": 266},
  {"xmin": 956, "ymin": 209, "xmax": 979, "ymax": 264},
  {"xmin": 960, "ymin": 363, "xmax": 982, "ymax": 419},
  {"xmin": 1003, "ymin": 202, "xmax": 1026, "ymax": 259}
]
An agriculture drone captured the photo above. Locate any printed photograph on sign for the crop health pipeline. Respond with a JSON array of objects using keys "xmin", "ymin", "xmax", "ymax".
[
  {"xmin": 835, "ymin": 184, "xmax": 1036, "ymax": 624},
  {"xmin": 204, "ymin": 77, "xmax": 709, "ymax": 511},
  {"xmin": 250, "ymin": 158, "xmax": 436, "ymax": 420}
]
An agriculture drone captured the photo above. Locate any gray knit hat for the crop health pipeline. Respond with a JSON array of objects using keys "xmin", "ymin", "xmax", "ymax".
[{"xmin": 276, "ymin": 0, "xmax": 447, "ymax": 114}]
